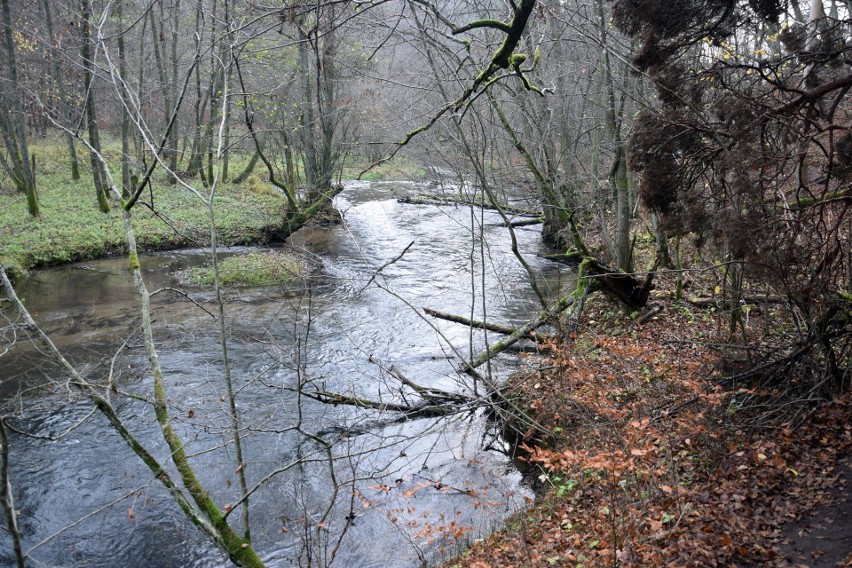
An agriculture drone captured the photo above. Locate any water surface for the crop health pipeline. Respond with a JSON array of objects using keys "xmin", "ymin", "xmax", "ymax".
[{"xmin": 0, "ymin": 180, "xmax": 573, "ymax": 567}]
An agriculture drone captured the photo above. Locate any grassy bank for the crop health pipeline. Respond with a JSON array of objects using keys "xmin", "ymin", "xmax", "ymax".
[
  {"xmin": 342, "ymin": 153, "xmax": 428, "ymax": 181},
  {"xmin": 0, "ymin": 140, "xmax": 437, "ymax": 281},
  {"xmin": 188, "ymin": 250, "xmax": 305, "ymax": 287},
  {"xmin": 0, "ymin": 141, "xmax": 290, "ymax": 279}
]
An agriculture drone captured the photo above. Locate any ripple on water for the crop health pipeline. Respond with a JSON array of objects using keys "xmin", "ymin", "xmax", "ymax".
[{"xmin": 2, "ymin": 180, "xmax": 574, "ymax": 567}]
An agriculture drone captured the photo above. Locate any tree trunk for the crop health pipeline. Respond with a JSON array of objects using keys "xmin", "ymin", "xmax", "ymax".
[
  {"xmin": 80, "ymin": 0, "xmax": 110, "ymax": 212},
  {"xmin": 614, "ymin": 145, "xmax": 631, "ymax": 271},
  {"xmin": 543, "ymin": 252, "xmax": 656, "ymax": 309},
  {"xmin": 424, "ymin": 307, "xmax": 540, "ymax": 340},
  {"xmin": 41, "ymin": 0, "xmax": 79, "ymax": 181},
  {"xmin": 116, "ymin": 0, "xmax": 131, "ymax": 198},
  {"xmin": 148, "ymin": 9, "xmax": 173, "ymax": 182},
  {"xmin": 298, "ymin": 24, "xmax": 317, "ymax": 192},
  {"xmin": 134, "ymin": 13, "xmax": 147, "ymax": 166},
  {"xmin": 598, "ymin": 0, "xmax": 631, "ymax": 271},
  {"xmin": 316, "ymin": 21, "xmax": 337, "ymax": 196},
  {"xmin": 204, "ymin": 0, "xmax": 221, "ymax": 187},
  {"xmin": 168, "ymin": 0, "xmax": 181, "ymax": 177},
  {"xmin": 1, "ymin": 0, "xmax": 38, "ymax": 216},
  {"xmin": 489, "ymin": 96, "xmax": 571, "ymax": 236},
  {"xmin": 231, "ymin": 149, "xmax": 259, "ymax": 184},
  {"xmin": 652, "ymin": 212, "xmax": 673, "ymax": 268},
  {"xmin": 185, "ymin": 1, "xmax": 208, "ymax": 180},
  {"xmin": 220, "ymin": 0, "xmax": 231, "ymax": 183}
]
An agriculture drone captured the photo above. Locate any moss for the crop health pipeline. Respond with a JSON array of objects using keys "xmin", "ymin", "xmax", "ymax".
[
  {"xmin": 0, "ymin": 139, "xmax": 287, "ymax": 274},
  {"xmin": 128, "ymin": 251, "xmax": 140, "ymax": 271},
  {"xmin": 189, "ymin": 250, "xmax": 304, "ymax": 287}
]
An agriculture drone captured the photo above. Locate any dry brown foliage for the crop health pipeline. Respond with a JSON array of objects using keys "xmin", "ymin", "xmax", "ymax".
[{"xmin": 446, "ymin": 293, "xmax": 852, "ymax": 567}]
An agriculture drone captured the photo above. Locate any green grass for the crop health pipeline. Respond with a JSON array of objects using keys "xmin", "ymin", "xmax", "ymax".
[
  {"xmin": 188, "ymin": 250, "xmax": 304, "ymax": 287},
  {"xmin": 0, "ymin": 139, "xmax": 286, "ymax": 280},
  {"xmin": 341, "ymin": 154, "xmax": 427, "ymax": 181}
]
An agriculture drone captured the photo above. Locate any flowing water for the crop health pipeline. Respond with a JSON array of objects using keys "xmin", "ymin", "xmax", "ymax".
[{"xmin": 0, "ymin": 180, "xmax": 574, "ymax": 567}]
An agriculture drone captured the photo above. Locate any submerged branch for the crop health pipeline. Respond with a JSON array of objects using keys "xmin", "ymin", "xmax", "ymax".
[
  {"xmin": 302, "ymin": 390, "xmax": 464, "ymax": 419},
  {"xmin": 302, "ymin": 363, "xmax": 478, "ymax": 420},
  {"xmin": 496, "ymin": 218, "xmax": 543, "ymax": 228}
]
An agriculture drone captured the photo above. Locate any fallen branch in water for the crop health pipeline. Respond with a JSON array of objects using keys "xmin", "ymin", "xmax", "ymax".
[
  {"xmin": 397, "ymin": 194, "xmax": 539, "ymax": 217},
  {"xmin": 464, "ymin": 290, "xmax": 581, "ymax": 372},
  {"xmin": 465, "ymin": 254, "xmax": 657, "ymax": 371},
  {"xmin": 301, "ymin": 390, "xmax": 466, "ymax": 419},
  {"xmin": 301, "ymin": 365, "xmax": 477, "ymax": 419},
  {"xmin": 495, "ymin": 217, "xmax": 543, "ymax": 228},
  {"xmin": 423, "ymin": 307, "xmax": 540, "ymax": 341}
]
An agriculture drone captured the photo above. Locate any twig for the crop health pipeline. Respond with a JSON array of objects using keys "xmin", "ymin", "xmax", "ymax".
[
  {"xmin": 360, "ymin": 241, "xmax": 415, "ymax": 292},
  {"xmin": 150, "ymin": 287, "xmax": 216, "ymax": 318},
  {"xmin": 3, "ymin": 407, "xmax": 98, "ymax": 441}
]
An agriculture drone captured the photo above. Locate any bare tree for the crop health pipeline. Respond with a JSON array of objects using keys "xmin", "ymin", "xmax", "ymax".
[
  {"xmin": 0, "ymin": 0, "xmax": 38, "ymax": 216},
  {"xmin": 79, "ymin": 0, "xmax": 110, "ymax": 212}
]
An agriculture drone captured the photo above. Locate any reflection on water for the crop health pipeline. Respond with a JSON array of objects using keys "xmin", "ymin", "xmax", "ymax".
[{"xmin": 0, "ymin": 180, "xmax": 573, "ymax": 567}]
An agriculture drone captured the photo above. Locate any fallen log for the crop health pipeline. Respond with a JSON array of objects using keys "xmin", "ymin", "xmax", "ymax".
[
  {"xmin": 495, "ymin": 218, "xmax": 543, "ymax": 228},
  {"xmin": 464, "ymin": 289, "xmax": 581, "ymax": 372},
  {"xmin": 423, "ymin": 307, "xmax": 539, "ymax": 341},
  {"xmin": 300, "ymin": 364, "xmax": 476, "ymax": 419},
  {"xmin": 466, "ymin": 253, "xmax": 657, "ymax": 371},
  {"xmin": 301, "ymin": 390, "xmax": 463, "ymax": 418},
  {"xmin": 387, "ymin": 365, "xmax": 471, "ymax": 405},
  {"xmin": 397, "ymin": 194, "xmax": 539, "ymax": 217}
]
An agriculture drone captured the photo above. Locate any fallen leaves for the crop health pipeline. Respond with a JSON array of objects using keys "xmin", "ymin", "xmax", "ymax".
[{"xmin": 445, "ymin": 293, "xmax": 852, "ymax": 568}]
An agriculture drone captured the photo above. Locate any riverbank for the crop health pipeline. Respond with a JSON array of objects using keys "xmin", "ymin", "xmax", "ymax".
[
  {"xmin": 0, "ymin": 164, "xmax": 286, "ymax": 281},
  {"xmin": 445, "ymin": 286, "xmax": 852, "ymax": 567},
  {"xmin": 0, "ymin": 179, "xmax": 558, "ymax": 567},
  {"xmin": 0, "ymin": 142, "xmax": 427, "ymax": 281},
  {"xmin": 3, "ymin": 153, "xmax": 848, "ymax": 566}
]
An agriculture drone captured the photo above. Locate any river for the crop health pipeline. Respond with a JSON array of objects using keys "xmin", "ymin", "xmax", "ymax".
[{"xmin": 0, "ymin": 180, "xmax": 573, "ymax": 567}]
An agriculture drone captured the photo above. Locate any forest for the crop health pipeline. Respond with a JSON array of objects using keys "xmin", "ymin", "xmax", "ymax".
[{"xmin": 0, "ymin": 0, "xmax": 850, "ymax": 565}]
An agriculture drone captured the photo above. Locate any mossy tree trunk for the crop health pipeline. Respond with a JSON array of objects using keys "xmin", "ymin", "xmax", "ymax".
[
  {"xmin": 297, "ymin": 24, "xmax": 317, "ymax": 192},
  {"xmin": 295, "ymin": 10, "xmax": 344, "ymax": 210}
]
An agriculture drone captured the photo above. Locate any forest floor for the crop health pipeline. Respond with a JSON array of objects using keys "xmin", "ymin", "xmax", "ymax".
[{"xmin": 446, "ymin": 277, "xmax": 851, "ymax": 567}]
